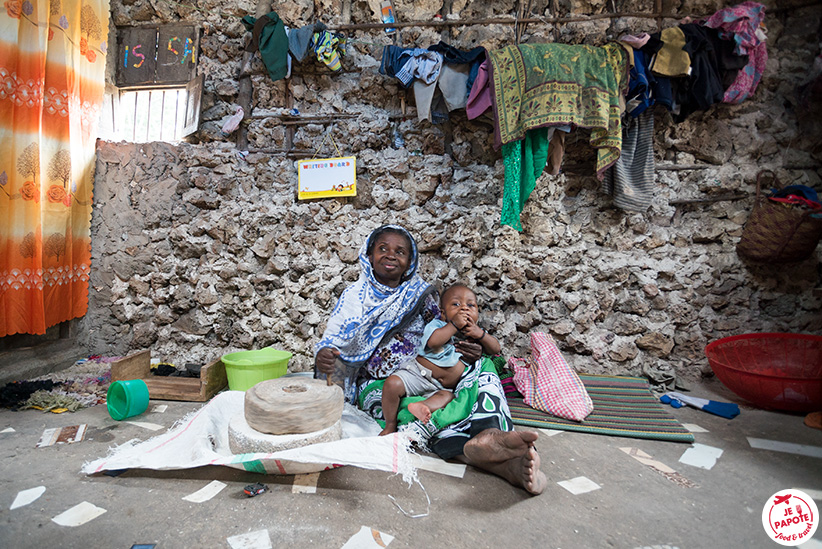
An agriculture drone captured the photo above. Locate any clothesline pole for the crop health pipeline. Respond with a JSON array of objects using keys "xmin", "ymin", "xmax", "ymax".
[
  {"xmin": 236, "ymin": 0, "xmax": 272, "ymax": 151},
  {"xmin": 654, "ymin": 0, "xmax": 663, "ymax": 30},
  {"xmin": 329, "ymin": 12, "xmax": 694, "ymax": 32},
  {"xmin": 669, "ymin": 193, "xmax": 749, "ymax": 205},
  {"xmin": 327, "ymin": 1, "xmax": 821, "ymax": 32},
  {"xmin": 342, "ymin": 0, "xmax": 351, "ymax": 24},
  {"xmin": 285, "ymin": 79, "xmax": 295, "ymax": 150}
]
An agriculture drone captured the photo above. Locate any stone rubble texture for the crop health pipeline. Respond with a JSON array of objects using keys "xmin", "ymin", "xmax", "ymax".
[{"xmin": 88, "ymin": 0, "xmax": 822, "ymax": 384}]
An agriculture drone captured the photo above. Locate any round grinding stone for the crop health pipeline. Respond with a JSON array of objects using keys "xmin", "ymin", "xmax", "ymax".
[
  {"xmin": 244, "ymin": 377, "xmax": 344, "ymax": 435},
  {"xmin": 228, "ymin": 412, "xmax": 343, "ymax": 454}
]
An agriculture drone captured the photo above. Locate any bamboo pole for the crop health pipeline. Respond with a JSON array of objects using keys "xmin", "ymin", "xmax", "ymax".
[
  {"xmin": 326, "ymin": 2, "xmax": 821, "ymax": 32},
  {"xmin": 669, "ymin": 193, "xmax": 749, "ymax": 205},
  {"xmin": 236, "ymin": 0, "xmax": 271, "ymax": 150},
  {"xmin": 331, "ymin": 13, "xmax": 684, "ymax": 32},
  {"xmin": 245, "ymin": 114, "xmax": 358, "ymax": 121}
]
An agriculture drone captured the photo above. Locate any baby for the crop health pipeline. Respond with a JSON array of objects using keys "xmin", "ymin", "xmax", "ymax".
[{"xmin": 379, "ymin": 284, "xmax": 501, "ymax": 435}]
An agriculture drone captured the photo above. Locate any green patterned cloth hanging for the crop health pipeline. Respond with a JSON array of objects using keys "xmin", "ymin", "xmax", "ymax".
[{"xmin": 491, "ymin": 43, "xmax": 628, "ymax": 230}]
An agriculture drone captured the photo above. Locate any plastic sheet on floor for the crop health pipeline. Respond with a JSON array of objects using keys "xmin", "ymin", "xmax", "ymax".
[
  {"xmin": 10, "ymin": 486, "xmax": 46, "ymax": 510},
  {"xmin": 341, "ymin": 526, "xmax": 395, "ymax": 548},
  {"xmin": 182, "ymin": 480, "xmax": 226, "ymax": 502},
  {"xmin": 81, "ymin": 391, "xmax": 416, "ymax": 483},
  {"xmin": 558, "ymin": 475, "xmax": 601, "ymax": 495},
  {"xmin": 52, "ymin": 501, "xmax": 106, "ymax": 527},
  {"xmin": 679, "ymin": 443, "xmax": 723, "ymax": 470}
]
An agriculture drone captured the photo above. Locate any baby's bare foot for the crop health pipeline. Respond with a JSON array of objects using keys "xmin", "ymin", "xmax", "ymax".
[{"xmin": 408, "ymin": 401, "xmax": 432, "ymax": 423}]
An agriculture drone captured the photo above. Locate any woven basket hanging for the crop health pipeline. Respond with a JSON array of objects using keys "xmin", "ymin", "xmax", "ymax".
[{"xmin": 736, "ymin": 170, "xmax": 822, "ymax": 263}]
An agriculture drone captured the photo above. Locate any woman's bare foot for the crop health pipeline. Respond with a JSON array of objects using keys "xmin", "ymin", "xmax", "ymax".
[
  {"xmin": 461, "ymin": 428, "xmax": 547, "ymax": 495},
  {"xmin": 379, "ymin": 422, "xmax": 398, "ymax": 436},
  {"xmin": 407, "ymin": 401, "xmax": 432, "ymax": 423}
]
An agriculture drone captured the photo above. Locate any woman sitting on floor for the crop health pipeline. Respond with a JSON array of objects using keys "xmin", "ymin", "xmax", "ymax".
[{"xmin": 314, "ymin": 224, "xmax": 546, "ymax": 495}]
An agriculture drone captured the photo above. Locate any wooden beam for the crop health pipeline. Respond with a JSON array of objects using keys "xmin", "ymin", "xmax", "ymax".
[
  {"xmin": 329, "ymin": 12, "xmax": 704, "ymax": 32},
  {"xmin": 236, "ymin": 0, "xmax": 271, "ymax": 151},
  {"xmin": 246, "ymin": 113, "xmax": 358, "ymax": 121},
  {"xmin": 656, "ymin": 164, "xmax": 717, "ymax": 171},
  {"xmin": 669, "ymin": 193, "xmax": 749, "ymax": 205}
]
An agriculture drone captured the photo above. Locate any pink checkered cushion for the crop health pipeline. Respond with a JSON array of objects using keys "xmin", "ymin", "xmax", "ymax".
[{"xmin": 509, "ymin": 332, "xmax": 593, "ymax": 422}]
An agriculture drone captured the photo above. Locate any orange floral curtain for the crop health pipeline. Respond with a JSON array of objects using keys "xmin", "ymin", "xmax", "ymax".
[{"xmin": 0, "ymin": 0, "xmax": 108, "ymax": 337}]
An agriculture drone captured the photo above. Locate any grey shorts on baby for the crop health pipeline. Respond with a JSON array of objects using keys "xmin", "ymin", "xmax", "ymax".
[{"xmin": 392, "ymin": 358, "xmax": 446, "ymax": 398}]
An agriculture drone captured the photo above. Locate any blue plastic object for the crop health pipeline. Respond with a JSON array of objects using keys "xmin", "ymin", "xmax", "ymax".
[
  {"xmin": 660, "ymin": 394, "xmax": 684, "ymax": 408},
  {"xmin": 661, "ymin": 391, "xmax": 741, "ymax": 419}
]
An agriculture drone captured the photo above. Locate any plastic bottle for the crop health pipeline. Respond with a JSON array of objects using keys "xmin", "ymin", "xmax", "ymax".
[
  {"xmin": 392, "ymin": 125, "xmax": 404, "ymax": 149},
  {"xmin": 381, "ymin": 0, "xmax": 397, "ymax": 34}
]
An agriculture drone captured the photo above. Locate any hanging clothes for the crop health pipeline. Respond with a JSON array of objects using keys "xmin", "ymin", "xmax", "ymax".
[
  {"xmin": 288, "ymin": 22, "xmax": 327, "ymax": 62},
  {"xmin": 379, "ymin": 45, "xmax": 413, "ymax": 83},
  {"xmin": 1, "ymin": 0, "xmax": 109, "ymax": 337},
  {"xmin": 501, "ymin": 128, "xmax": 551, "ymax": 232},
  {"xmin": 395, "ymin": 50, "xmax": 442, "ymax": 86},
  {"xmin": 674, "ymin": 23, "xmax": 727, "ymax": 122},
  {"xmin": 620, "ymin": 33, "xmax": 651, "ymax": 49},
  {"xmin": 602, "ymin": 110, "xmax": 656, "ymax": 212},
  {"xmin": 703, "ymin": 1, "xmax": 767, "ymax": 104},
  {"xmin": 625, "ymin": 48, "xmax": 654, "ymax": 116},
  {"xmin": 489, "ymin": 42, "xmax": 628, "ymax": 175},
  {"xmin": 413, "ymin": 63, "xmax": 471, "ymax": 122},
  {"xmin": 312, "ymin": 31, "xmax": 346, "ymax": 71},
  {"xmin": 500, "ymin": 127, "xmax": 570, "ymax": 231},
  {"xmin": 427, "ymin": 41, "xmax": 487, "ymax": 96},
  {"xmin": 379, "ymin": 47, "xmax": 442, "ymax": 87},
  {"xmin": 491, "ymin": 42, "xmax": 628, "ymax": 230},
  {"xmin": 241, "ymin": 11, "xmax": 289, "ymax": 81},
  {"xmin": 650, "ymin": 27, "xmax": 690, "ymax": 77},
  {"xmin": 466, "ymin": 58, "xmax": 492, "ymax": 119}
]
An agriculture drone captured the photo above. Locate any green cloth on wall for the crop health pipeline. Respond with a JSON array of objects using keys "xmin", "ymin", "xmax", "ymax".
[
  {"xmin": 490, "ymin": 43, "xmax": 628, "ymax": 177},
  {"xmin": 501, "ymin": 127, "xmax": 553, "ymax": 231},
  {"xmin": 241, "ymin": 11, "xmax": 289, "ymax": 82}
]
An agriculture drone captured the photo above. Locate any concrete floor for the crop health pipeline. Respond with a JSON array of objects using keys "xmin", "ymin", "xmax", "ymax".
[{"xmin": 0, "ymin": 376, "xmax": 820, "ymax": 549}]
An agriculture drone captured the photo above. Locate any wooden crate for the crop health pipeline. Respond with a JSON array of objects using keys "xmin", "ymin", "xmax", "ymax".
[{"xmin": 111, "ymin": 349, "xmax": 227, "ymax": 402}]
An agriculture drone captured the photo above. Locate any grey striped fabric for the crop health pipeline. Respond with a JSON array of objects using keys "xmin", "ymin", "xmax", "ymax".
[{"xmin": 602, "ymin": 110, "xmax": 655, "ymax": 211}]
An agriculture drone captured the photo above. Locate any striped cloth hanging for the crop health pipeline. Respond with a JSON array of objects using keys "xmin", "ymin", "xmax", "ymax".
[{"xmin": 602, "ymin": 110, "xmax": 656, "ymax": 211}]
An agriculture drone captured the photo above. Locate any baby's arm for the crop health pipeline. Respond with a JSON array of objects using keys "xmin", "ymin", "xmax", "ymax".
[
  {"xmin": 461, "ymin": 318, "xmax": 501, "ymax": 355},
  {"xmin": 426, "ymin": 322, "xmax": 459, "ymax": 349},
  {"xmin": 478, "ymin": 330, "xmax": 501, "ymax": 355}
]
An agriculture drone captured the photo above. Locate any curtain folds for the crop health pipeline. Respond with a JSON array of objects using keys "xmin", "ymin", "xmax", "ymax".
[{"xmin": 0, "ymin": 0, "xmax": 109, "ymax": 336}]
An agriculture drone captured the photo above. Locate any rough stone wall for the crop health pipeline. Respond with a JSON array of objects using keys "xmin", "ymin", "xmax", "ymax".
[{"xmin": 88, "ymin": 0, "xmax": 822, "ymax": 381}]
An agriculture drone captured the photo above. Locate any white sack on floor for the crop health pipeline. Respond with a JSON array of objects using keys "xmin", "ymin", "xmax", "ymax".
[{"xmin": 81, "ymin": 391, "xmax": 417, "ymax": 482}]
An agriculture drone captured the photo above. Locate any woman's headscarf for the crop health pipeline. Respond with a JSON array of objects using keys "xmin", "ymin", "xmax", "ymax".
[{"xmin": 314, "ymin": 225, "xmax": 434, "ymax": 366}]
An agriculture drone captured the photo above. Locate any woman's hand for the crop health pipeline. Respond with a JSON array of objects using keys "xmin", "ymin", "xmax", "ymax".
[
  {"xmin": 454, "ymin": 338, "xmax": 482, "ymax": 363},
  {"xmin": 315, "ymin": 347, "xmax": 341, "ymax": 375}
]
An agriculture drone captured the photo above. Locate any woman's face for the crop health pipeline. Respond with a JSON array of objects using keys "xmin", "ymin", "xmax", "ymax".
[{"xmin": 369, "ymin": 232, "xmax": 411, "ymax": 287}]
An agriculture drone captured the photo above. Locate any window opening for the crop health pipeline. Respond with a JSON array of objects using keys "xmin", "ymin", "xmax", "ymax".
[{"xmin": 98, "ymin": 25, "xmax": 202, "ymax": 144}]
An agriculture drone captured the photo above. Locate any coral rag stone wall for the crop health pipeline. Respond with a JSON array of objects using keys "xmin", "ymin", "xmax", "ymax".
[{"xmin": 87, "ymin": 0, "xmax": 822, "ymax": 382}]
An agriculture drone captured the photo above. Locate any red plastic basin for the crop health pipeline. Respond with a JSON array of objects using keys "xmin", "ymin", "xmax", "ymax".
[{"xmin": 704, "ymin": 333, "xmax": 822, "ymax": 413}]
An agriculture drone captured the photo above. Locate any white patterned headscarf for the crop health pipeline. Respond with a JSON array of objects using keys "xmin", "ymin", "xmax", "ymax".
[{"xmin": 314, "ymin": 225, "xmax": 433, "ymax": 367}]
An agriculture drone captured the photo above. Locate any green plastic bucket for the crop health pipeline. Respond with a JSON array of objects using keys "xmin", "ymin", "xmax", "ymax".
[
  {"xmin": 107, "ymin": 379, "xmax": 150, "ymax": 421},
  {"xmin": 221, "ymin": 348, "xmax": 293, "ymax": 391}
]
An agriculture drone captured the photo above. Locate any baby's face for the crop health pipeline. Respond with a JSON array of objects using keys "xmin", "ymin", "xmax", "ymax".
[{"xmin": 441, "ymin": 286, "xmax": 479, "ymax": 325}]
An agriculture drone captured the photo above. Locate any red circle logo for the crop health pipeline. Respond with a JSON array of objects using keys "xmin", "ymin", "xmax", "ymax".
[{"xmin": 762, "ymin": 489, "xmax": 819, "ymax": 546}]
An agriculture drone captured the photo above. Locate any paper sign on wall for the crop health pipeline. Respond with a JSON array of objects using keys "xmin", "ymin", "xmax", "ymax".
[{"xmin": 298, "ymin": 156, "xmax": 356, "ymax": 200}]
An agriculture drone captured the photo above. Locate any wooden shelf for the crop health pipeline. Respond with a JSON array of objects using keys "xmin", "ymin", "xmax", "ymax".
[{"xmin": 111, "ymin": 350, "xmax": 227, "ymax": 402}]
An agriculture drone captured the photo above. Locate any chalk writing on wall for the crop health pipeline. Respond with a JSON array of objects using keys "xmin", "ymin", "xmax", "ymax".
[{"xmin": 116, "ymin": 25, "xmax": 199, "ymax": 86}]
